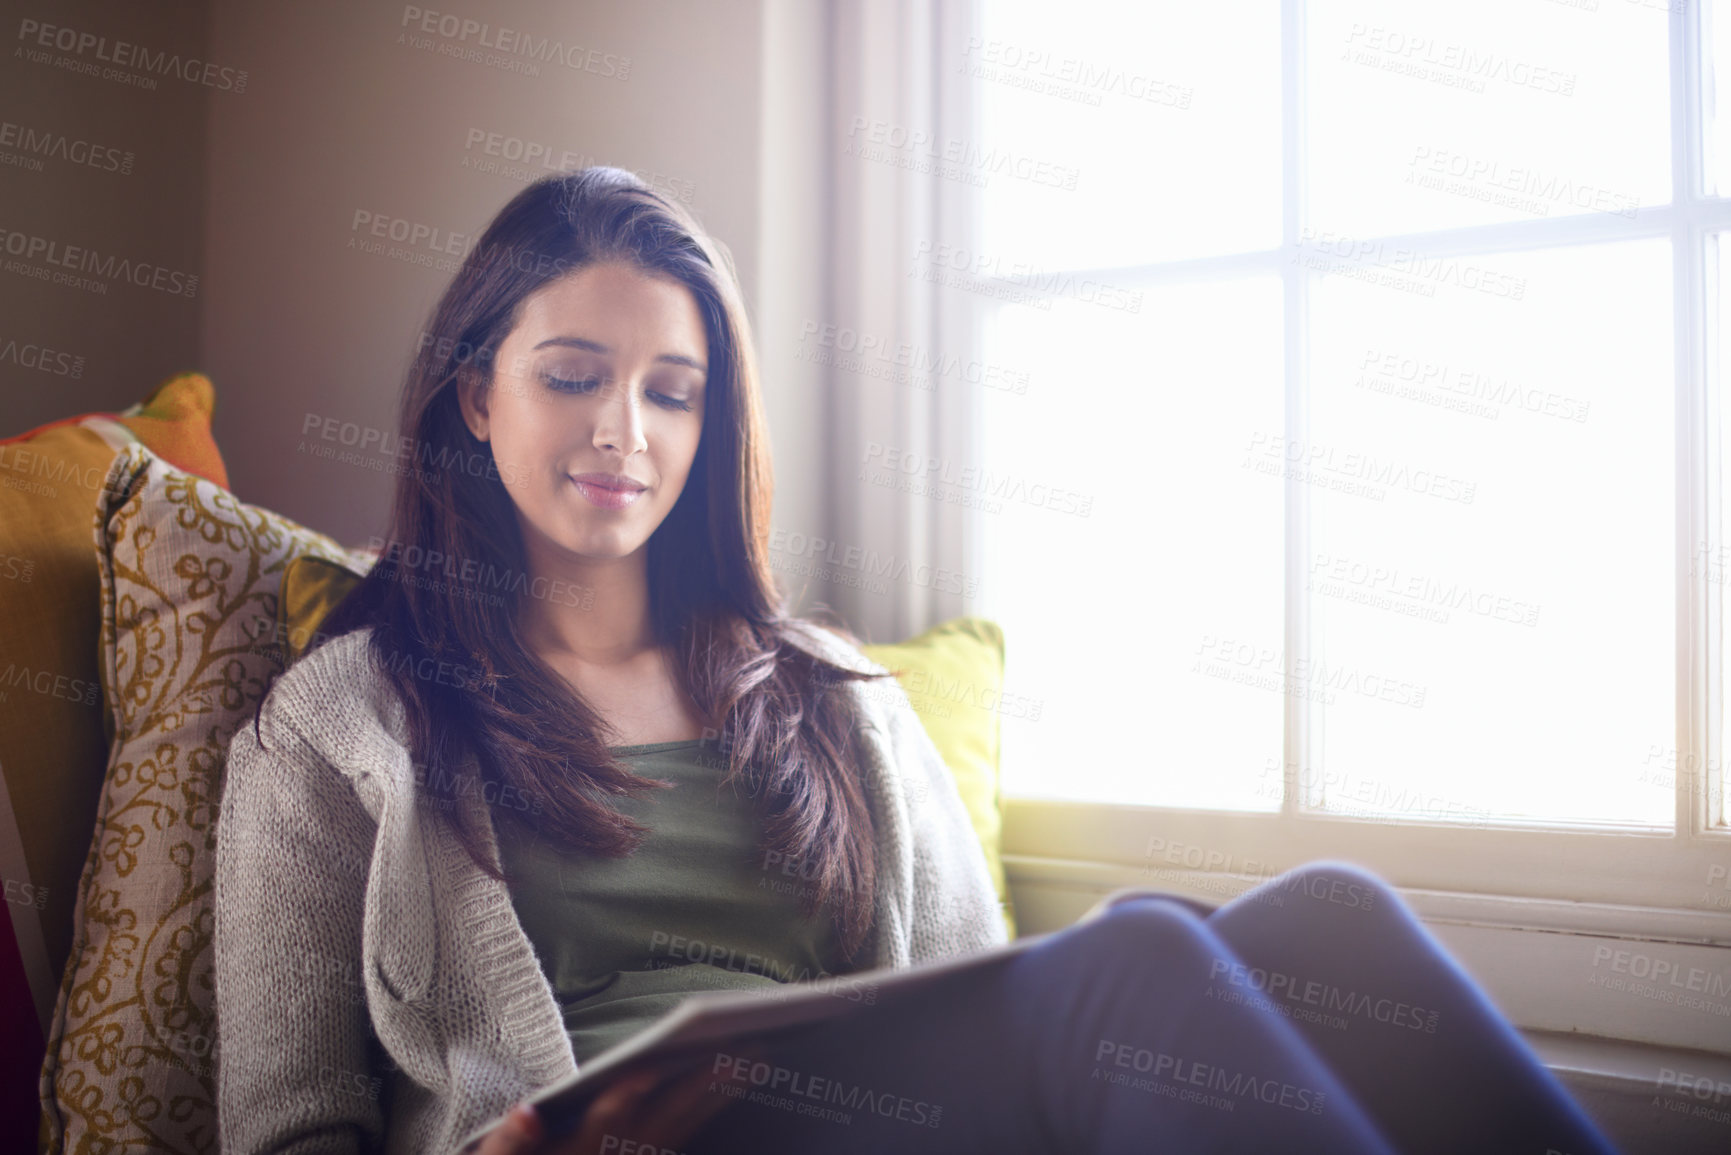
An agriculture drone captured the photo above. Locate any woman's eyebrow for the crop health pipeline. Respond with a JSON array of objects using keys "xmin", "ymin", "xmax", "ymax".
[{"xmin": 532, "ymin": 335, "xmax": 705, "ymax": 373}]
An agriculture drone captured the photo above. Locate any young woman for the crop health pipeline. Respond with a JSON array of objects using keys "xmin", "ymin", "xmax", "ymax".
[{"xmin": 214, "ymin": 168, "xmax": 1620, "ymax": 1155}]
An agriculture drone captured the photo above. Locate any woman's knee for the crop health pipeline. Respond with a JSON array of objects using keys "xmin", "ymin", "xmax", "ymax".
[
  {"xmin": 1219, "ymin": 860, "xmax": 1428, "ymax": 950},
  {"xmin": 1260, "ymin": 860, "xmax": 1399, "ymax": 916},
  {"xmin": 1064, "ymin": 894, "xmax": 1218, "ymax": 971}
]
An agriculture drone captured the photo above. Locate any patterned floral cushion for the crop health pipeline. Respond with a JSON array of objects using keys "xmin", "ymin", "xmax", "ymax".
[
  {"xmin": 37, "ymin": 444, "xmax": 352, "ymax": 1154},
  {"xmin": 0, "ymin": 372, "xmax": 230, "ymax": 1142}
]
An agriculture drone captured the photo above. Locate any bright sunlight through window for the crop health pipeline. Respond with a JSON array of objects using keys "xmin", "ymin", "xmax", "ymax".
[{"xmin": 966, "ymin": 0, "xmax": 1726, "ymax": 831}]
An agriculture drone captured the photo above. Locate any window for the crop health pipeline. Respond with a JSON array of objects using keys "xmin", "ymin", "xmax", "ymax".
[{"xmin": 951, "ymin": 0, "xmax": 1730, "ymax": 968}]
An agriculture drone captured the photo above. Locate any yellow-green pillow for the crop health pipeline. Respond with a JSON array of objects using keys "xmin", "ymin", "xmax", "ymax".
[
  {"xmin": 276, "ymin": 554, "xmax": 370, "ymax": 659},
  {"xmin": 275, "ymin": 558, "xmax": 1017, "ymax": 938},
  {"xmin": 862, "ymin": 620, "xmax": 1016, "ymax": 939}
]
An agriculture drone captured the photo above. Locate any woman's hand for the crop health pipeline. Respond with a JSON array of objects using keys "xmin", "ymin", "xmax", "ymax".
[{"xmin": 469, "ymin": 1051, "xmax": 741, "ymax": 1155}]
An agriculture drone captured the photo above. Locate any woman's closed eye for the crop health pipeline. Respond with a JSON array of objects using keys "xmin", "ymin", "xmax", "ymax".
[
  {"xmin": 541, "ymin": 371, "xmax": 604, "ymax": 395},
  {"xmin": 540, "ymin": 371, "xmax": 694, "ymax": 411}
]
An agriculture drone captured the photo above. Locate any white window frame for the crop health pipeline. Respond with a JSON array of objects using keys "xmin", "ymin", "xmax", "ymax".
[{"xmin": 958, "ymin": 0, "xmax": 1731, "ymax": 1054}]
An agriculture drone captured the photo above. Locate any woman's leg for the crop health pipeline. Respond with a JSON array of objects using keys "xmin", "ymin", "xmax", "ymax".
[
  {"xmin": 682, "ymin": 894, "xmax": 1402, "ymax": 1154},
  {"xmin": 678, "ymin": 860, "xmax": 1618, "ymax": 1154},
  {"xmin": 1197, "ymin": 860, "xmax": 1620, "ymax": 1155}
]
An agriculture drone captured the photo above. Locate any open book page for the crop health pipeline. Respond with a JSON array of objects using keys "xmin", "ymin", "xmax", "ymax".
[{"xmin": 458, "ymin": 883, "xmax": 1216, "ymax": 1150}]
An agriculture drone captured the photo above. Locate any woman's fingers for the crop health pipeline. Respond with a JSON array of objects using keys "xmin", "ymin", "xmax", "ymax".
[
  {"xmin": 629, "ymin": 1044, "xmax": 772, "ymax": 1144},
  {"xmin": 569, "ymin": 1066, "xmax": 670, "ymax": 1153},
  {"xmin": 636, "ymin": 1056, "xmax": 737, "ymax": 1139},
  {"xmin": 467, "ymin": 1102, "xmax": 546, "ymax": 1155},
  {"xmin": 471, "ymin": 1043, "xmax": 777, "ymax": 1155},
  {"xmin": 571, "ymin": 1050, "xmax": 747, "ymax": 1152}
]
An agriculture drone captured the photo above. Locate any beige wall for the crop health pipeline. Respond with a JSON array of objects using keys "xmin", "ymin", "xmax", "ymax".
[
  {"xmin": 1, "ymin": 0, "xmax": 831, "ymax": 597},
  {"xmin": 0, "ymin": 1, "xmax": 210, "ymax": 433},
  {"xmin": 200, "ymin": 0, "xmax": 827, "ymax": 549}
]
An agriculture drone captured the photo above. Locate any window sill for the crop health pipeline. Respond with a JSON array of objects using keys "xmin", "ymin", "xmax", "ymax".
[
  {"xmin": 1527, "ymin": 1030, "xmax": 1731, "ymax": 1155},
  {"xmin": 1004, "ymin": 853, "xmax": 1731, "ymax": 1053}
]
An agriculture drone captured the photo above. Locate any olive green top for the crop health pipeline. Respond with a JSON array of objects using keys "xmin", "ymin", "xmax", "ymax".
[{"xmin": 495, "ymin": 738, "xmax": 848, "ymax": 1066}]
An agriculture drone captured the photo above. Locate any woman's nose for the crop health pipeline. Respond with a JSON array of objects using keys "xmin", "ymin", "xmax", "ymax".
[{"xmin": 592, "ymin": 379, "xmax": 648, "ymax": 454}]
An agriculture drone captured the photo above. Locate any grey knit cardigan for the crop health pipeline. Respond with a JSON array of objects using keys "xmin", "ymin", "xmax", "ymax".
[{"xmin": 213, "ymin": 621, "xmax": 1009, "ymax": 1155}]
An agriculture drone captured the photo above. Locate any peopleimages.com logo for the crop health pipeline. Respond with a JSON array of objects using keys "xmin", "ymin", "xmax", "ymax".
[
  {"xmin": 396, "ymin": 6, "xmax": 631, "ymax": 78},
  {"xmin": 0, "ymin": 227, "xmax": 198, "ymax": 297},
  {"xmin": 366, "ymin": 537, "xmax": 593, "ymax": 610},
  {"xmin": 15, "ymin": 17, "xmax": 250, "ymax": 92}
]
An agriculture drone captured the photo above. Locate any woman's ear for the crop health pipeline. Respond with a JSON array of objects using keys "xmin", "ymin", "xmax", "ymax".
[{"xmin": 456, "ymin": 370, "xmax": 491, "ymax": 442}]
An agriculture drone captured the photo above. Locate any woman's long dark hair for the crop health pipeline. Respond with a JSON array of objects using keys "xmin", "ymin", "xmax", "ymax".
[{"xmin": 313, "ymin": 167, "xmax": 895, "ymax": 963}]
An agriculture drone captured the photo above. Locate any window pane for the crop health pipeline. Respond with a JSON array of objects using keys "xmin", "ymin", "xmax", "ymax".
[
  {"xmin": 973, "ymin": 0, "xmax": 1281, "ymax": 270},
  {"xmin": 1717, "ymin": 232, "xmax": 1731, "ymax": 828},
  {"xmin": 979, "ymin": 279, "xmax": 1284, "ymax": 810},
  {"xmin": 1307, "ymin": 0, "xmax": 1669, "ymax": 237},
  {"xmin": 1711, "ymin": 0, "xmax": 1731, "ymax": 197},
  {"xmin": 1308, "ymin": 239, "xmax": 1674, "ymax": 827}
]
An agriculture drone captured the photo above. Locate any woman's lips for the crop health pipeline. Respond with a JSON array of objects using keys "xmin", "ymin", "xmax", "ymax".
[{"xmin": 570, "ymin": 475, "xmax": 645, "ymax": 510}]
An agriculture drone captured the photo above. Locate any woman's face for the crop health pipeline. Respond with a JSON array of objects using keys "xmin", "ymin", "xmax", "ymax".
[{"xmin": 458, "ymin": 261, "xmax": 708, "ymax": 569}]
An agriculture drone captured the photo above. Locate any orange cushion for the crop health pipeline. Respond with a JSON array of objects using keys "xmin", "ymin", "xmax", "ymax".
[
  {"xmin": 111, "ymin": 372, "xmax": 228, "ymax": 490},
  {"xmin": 0, "ymin": 423, "xmax": 121, "ymax": 1024},
  {"xmin": 4, "ymin": 372, "xmax": 227, "ymax": 490},
  {"xmin": 0, "ymin": 422, "xmax": 113, "ymax": 1152}
]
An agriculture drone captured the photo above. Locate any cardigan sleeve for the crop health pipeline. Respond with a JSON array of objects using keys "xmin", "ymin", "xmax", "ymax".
[
  {"xmin": 879, "ymin": 681, "xmax": 1013, "ymax": 963},
  {"xmin": 214, "ymin": 713, "xmax": 386, "ymax": 1154}
]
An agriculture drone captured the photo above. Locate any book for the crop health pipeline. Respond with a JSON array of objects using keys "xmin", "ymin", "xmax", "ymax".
[{"xmin": 458, "ymin": 884, "xmax": 1219, "ymax": 1150}]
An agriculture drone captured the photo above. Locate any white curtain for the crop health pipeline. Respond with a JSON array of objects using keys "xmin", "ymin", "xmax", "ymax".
[{"xmin": 817, "ymin": 0, "xmax": 983, "ymax": 644}]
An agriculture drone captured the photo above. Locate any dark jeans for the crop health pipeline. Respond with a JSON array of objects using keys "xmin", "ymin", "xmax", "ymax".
[{"xmin": 677, "ymin": 861, "xmax": 1619, "ymax": 1154}]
